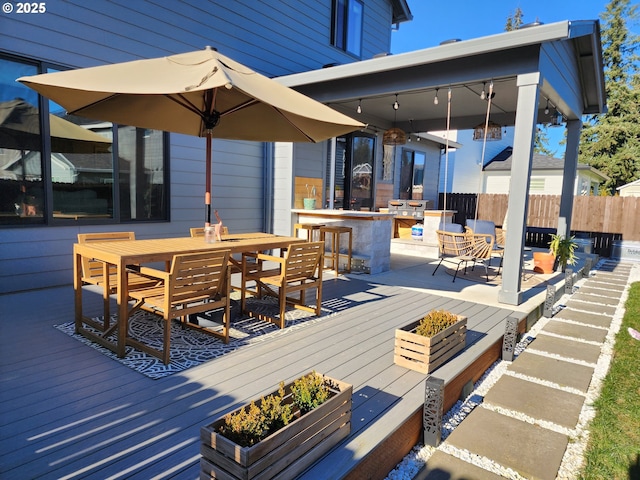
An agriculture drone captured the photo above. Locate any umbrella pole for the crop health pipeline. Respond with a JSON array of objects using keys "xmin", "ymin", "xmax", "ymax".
[{"xmin": 205, "ymin": 131, "xmax": 212, "ymax": 226}]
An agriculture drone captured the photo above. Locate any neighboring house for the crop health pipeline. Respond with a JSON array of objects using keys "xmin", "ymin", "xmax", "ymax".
[
  {"xmin": 617, "ymin": 179, "xmax": 640, "ymax": 197},
  {"xmin": 482, "ymin": 147, "xmax": 609, "ymax": 195}
]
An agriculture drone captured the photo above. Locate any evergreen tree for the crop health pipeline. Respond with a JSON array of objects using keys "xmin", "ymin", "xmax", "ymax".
[
  {"xmin": 579, "ymin": 0, "xmax": 640, "ymax": 193},
  {"xmin": 505, "ymin": 7, "xmax": 524, "ymax": 31},
  {"xmin": 534, "ymin": 126, "xmax": 556, "ymax": 156}
]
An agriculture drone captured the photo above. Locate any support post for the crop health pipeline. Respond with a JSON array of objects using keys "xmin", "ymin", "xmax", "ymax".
[{"xmin": 498, "ymin": 73, "xmax": 541, "ymax": 306}]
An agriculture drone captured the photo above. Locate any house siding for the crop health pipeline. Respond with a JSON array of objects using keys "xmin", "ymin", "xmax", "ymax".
[{"xmin": 0, "ymin": 0, "xmax": 397, "ymax": 294}]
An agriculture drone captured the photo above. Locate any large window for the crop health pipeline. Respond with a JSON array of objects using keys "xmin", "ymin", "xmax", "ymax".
[
  {"xmin": 326, "ymin": 132, "xmax": 375, "ymax": 210},
  {"xmin": 0, "ymin": 55, "xmax": 168, "ymax": 225},
  {"xmin": 331, "ymin": 0, "xmax": 363, "ymax": 57},
  {"xmin": 399, "ymin": 149, "xmax": 426, "ymax": 200}
]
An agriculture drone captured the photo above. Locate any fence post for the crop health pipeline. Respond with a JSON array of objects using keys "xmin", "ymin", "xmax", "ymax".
[{"xmin": 424, "ymin": 376, "xmax": 444, "ymax": 447}]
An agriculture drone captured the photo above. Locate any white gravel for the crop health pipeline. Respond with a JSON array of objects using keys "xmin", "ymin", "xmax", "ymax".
[{"xmin": 385, "ymin": 261, "xmax": 639, "ymax": 480}]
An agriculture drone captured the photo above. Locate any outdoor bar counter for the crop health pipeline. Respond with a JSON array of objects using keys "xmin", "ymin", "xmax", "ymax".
[{"xmin": 292, "ymin": 209, "xmax": 394, "ymax": 274}]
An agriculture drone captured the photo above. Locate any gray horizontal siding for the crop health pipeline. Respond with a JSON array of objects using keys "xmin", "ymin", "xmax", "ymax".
[{"xmin": 0, "ymin": 0, "xmax": 397, "ymax": 294}]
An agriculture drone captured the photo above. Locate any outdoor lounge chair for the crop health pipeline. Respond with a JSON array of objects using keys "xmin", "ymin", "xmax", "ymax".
[
  {"xmin": 432, "ymin": 230, "xmax": 494, "ymax": 282},
  {"xmin": 127, "ymin": 250, "xmax": 231, "ymax": 365},
  {"xmin": 466, "ymin": 219, "xmax": 504, "ymax": 272},
  {"xmin": 240, "ymin": 241, "xmax": 323, "ymax": 329}
]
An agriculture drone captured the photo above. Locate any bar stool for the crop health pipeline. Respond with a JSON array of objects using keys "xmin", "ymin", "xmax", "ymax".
[
  {"xmin": 320, "ymin": 225, "xmax": 352, "ymax": 275},
  {"xmin": 294, "ymin": 223, "xmax": 325, "ymax": 242}
]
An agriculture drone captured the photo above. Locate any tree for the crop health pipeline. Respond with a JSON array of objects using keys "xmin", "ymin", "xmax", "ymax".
[
  {"xmin": 579, "ymin": 0, "xmax": 640, "ymax": 193},
  {"xmin": 505, "ymin": 7, "xmax": 524, "ymax": 31},
  {"xmin": 534, "ymin": 126, "xmax": 557, "ymax": 156}
]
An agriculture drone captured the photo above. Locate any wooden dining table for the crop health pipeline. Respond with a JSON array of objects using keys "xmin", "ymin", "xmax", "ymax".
[{"xmin": 73, "ymin": 233, "xmax": 305, "ymax": 358}]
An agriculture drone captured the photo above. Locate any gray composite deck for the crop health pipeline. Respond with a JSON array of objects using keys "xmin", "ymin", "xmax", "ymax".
[{"xmin": 0, "ymin": 274, "xmax": 517, "ymax": 479}]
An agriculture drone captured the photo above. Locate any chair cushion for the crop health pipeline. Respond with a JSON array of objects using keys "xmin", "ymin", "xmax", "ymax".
[
  {"xmin": 466, "ymin": 219, "xmax": 496, "ymax": 236},
  {"xmin": 438, "ymin": 222, "xmax": 464, "ymax": 233}
]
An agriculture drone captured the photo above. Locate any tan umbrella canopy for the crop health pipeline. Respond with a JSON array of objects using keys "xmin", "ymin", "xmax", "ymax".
[
  {"xmin": 0, "ymin": 99, "xmax": 112, "ymax": 153},
  {"xmin": 18, "ymin": 46, "xmax": 364, "ymax": 224}
]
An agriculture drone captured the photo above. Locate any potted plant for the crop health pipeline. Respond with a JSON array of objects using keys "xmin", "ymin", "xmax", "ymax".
[
  {"xmin": 303, "ymin": 184, "xmax": 317, "ymax": 209},
  {"xmin": 394, "ymin": 309, "xmax": 467, "ymax": 374},
  {"xmin": 549, "ymin": 233, "xmax": 578, "ymax": 272},
  {"xmin": 200, "ymin": 371, "xmax": 352, "ymax": 480},
  {"xmin": 533, "ymin": 250, "xmax": 556, "ymax": 274}
]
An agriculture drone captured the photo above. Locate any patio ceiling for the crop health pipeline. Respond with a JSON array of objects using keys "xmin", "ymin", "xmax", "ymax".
[{"xmin": 278, "ymin": 20, "xmax": 606, "ymax": 137}]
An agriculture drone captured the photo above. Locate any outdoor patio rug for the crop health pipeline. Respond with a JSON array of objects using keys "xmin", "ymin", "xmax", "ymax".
[{"xmin": 55, "ymin": 296, "xmax": 335, "ymax": 380}]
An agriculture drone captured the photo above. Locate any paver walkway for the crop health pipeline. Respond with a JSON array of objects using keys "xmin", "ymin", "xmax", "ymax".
[{"xmin": 415, "ymin": 260, "xmax": 634, "ymax": 479}]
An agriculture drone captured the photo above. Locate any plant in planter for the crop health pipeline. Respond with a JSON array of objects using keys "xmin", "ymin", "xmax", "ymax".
[
  {"xmin": 394, "ymin": 309, "xmax": 467, "ymax": 374},
  {"xmin": 549, "ymin": 233, "xmax": 578, "ymax": 272},
  {"xmin": 303, "ymin": 183, "xmax": 317, "ymax": 209},
  {"xmin": 200, "ymin": 371, "xmax": 352, "ymax": 480}
]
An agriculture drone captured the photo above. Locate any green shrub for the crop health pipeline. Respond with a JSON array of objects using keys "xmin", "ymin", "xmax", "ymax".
[
  {"xmin": 291, "ymin": 371, "xmax": 330, "ymax": 415},
  {"xmin": 220, "ymin": 400, "xmax": 265, "ymax": 446},
  {"xmin": 219, "ymin": 382, "xmax": 293, "ymax": 447},
  {"xmin": 415, "ymin": 309, "xmax": 460, "ymax": 337}
]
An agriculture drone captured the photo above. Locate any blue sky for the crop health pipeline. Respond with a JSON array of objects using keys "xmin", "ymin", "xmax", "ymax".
[
  {"xmin": 391, "ymin": 1, "xmax": 610, "ymax": 54},
  {"xmin": 390, "ymin": 1, "xmax": 616, "ymax": 154}
]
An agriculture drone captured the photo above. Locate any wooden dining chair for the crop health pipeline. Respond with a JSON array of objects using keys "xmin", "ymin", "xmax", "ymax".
[
  {"xmin": 190, "ymin": 226, "xmax": 229, "ymax": 237},
  {"xmin": 127, "ymin": 250, "xmax": 232, "ymax": 365},
  {"xmin": 77, "ymin": 232, "xmax": 158, "ymax": 331},
  {"xmin": 240, "ymin": 241, "xmax": 323, "ymax": 329}
]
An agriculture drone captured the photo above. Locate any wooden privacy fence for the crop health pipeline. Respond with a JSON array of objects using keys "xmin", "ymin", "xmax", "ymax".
[{"xmin": 439, "ymin": 193, "xmax": 640, "ymax": 241}]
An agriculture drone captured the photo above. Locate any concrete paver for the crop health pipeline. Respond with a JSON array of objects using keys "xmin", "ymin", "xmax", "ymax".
[
  {"xmin": 484, "ymin": 375, "xmax": 585, "ymax": 428},
  {"xmin": 554, "ymin": 308, "xmax": 612, "ymax": 328},
  {"xmin": 528, "ymin": 333, "xmax": 603, "ymax": 363},
  {"xmin": 564, "ymin": 299, "xmax": 617, "ymax": 316},
  {"xmin": 571, "ymin": 291, "xmax": 620, "ymax": 306},
  {"xmin": 542, "ymin": 319, "xmax": 608, "ymax": 343},
  {"xmin": 508, "ymin": 351, "xmax": 595, "ymax": 392},
  {"xmin": 577, "ymin": 285, "xmax": 624, "ymax": 298},
  {"xmin": 445, "ymin": 408, "xmax": 568, "ymax": 480},
  {"xmin": 414, "ymin": 451, "xmax": 506, "ymax": 480}
]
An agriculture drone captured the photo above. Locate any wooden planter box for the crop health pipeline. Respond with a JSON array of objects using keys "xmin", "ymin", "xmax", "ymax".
[
  {"xmin": 394, "ymin": 316, "xmax": 467, "ymax": 374},
  {"xmin": 200, "ymin": 374, "xmax": 352, "ymax": 480}
]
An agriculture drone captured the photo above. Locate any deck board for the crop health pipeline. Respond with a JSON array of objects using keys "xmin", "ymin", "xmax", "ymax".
[{"xmin": 0, "ymin": 274, "xmax": 518, "ymax": 480}]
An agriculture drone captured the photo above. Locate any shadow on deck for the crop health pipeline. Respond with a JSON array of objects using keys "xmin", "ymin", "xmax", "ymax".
[{"xmin": 0, "ymin": 252, "xmax": 591, "ymax": 479}]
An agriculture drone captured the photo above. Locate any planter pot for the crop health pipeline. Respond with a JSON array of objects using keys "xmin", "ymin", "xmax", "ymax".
[
  {"xmin": 200, "ymin": 374, "xmax": 352, "ymax": 480},
  {"xmin": 533, "ymin": 251, "xmax": 556, "ymax": 274},
  {"xmin": 394, "ymin": 315, "xmax": 467, "ymax": 374},
  {"xmin": 303, "ymin": 198, "xmax": 316, "ymax": 210}
]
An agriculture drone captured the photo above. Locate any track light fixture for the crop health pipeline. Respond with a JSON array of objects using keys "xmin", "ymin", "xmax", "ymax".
[{"xmin": 433, "ymin": 88, "xmax": 439, "ymax": 105}]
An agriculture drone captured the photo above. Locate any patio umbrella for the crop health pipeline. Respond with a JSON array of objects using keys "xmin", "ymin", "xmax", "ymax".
[
  {"xmin": 18, "ymin": 46, "xmax": 364, "ymax": 224},
  {"xmin": 0, "ymin": 99, "xmax": 112, "ymax": 153}
]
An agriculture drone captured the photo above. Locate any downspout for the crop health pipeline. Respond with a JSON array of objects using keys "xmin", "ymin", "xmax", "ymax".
[
  {"xmin": 329, "ymin": 137, "xmax": 336, "ymax": 209},
  {"xmin": 263, "ymin": 142, "xmax": 274, "ymax": 233}
]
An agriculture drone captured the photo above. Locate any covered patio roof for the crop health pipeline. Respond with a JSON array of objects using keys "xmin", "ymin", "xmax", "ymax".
[
  {"xmin": 278, "ymin": 20, "xmax": 606, "ymax": 306},
  {"xmin": 278, "ymin": 20, "xmax": 605, "ymax": 134}
]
